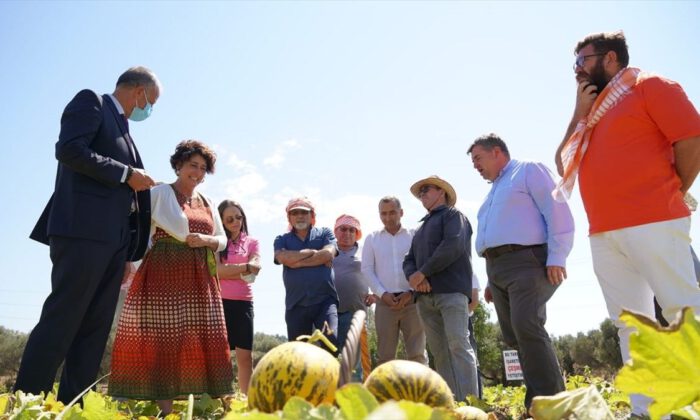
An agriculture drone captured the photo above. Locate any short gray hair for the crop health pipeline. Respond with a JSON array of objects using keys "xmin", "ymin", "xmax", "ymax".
[
  {"xmin": 378, "ymin": 196, "xmax": 401, "ymax": 209},
  {"xmin": 116, "ymin": 66, "xmax": 161, "ymax": 90}
]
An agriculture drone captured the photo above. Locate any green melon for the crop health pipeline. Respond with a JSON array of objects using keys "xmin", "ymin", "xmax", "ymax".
[
  {"xmin": 248, "ymin": 340, "xmax": 339, "ymax": 412},
  {"xmin": 364, "ymin": 360, "xmax": 455, "ymax": 408}
]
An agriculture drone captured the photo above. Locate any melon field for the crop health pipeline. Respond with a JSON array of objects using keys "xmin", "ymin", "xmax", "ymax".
[{"xmin": 1, "ymin": 309, "xmax": 699, "ymax": 420}]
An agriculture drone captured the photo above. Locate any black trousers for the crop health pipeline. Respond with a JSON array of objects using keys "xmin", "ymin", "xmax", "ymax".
[
  {"xmin": 485, "ymin": 245, "xmax": 565, "ymax": 409},
  {"xmin": 14, "ymin": 230, "xmax": 128, "ymax": 403}
]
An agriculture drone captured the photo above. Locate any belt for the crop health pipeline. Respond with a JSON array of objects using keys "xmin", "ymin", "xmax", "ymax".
[{"xmin": 482, "ymin": 244, "xmax": 545, "ymax": 260}]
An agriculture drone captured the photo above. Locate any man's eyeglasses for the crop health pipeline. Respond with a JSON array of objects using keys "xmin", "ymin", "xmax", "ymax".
[
  {"xmin": 573, "ymin": 53, "xmax": 606, "ymax": 70},
  {"xmin": 338, "ymin": 226, "xmax": 356, "ymax": 233},
  {"xmin": 418, "ymin": 185, "xmax": 437, "ymax": 196},
  {"xmin": 224, "ymin": 215, "xmax": 244, "ymax": 223}
]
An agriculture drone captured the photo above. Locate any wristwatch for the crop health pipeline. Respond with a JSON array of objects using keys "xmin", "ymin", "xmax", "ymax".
[{"xmin": 125, "ymin": 165, "xmax": 134, "ymax": 182}]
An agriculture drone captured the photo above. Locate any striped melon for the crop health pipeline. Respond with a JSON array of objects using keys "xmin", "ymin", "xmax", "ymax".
[
  {"xmin": 248, "ymin": 340, "xmax": 339, "ymax": 412},
  {"xmin": 364, "ymin": 360, "xmax": 455, "ymax": 408}
]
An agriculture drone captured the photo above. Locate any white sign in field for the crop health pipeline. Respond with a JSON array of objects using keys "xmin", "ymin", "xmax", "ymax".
[{"xmin": 503, "ymin": 349, "xmax": 524, "ymax": 381}]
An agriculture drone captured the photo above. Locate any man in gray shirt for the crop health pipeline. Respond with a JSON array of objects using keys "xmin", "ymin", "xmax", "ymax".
[
  {"xmin": 333, "ymin": 214, "xmax": 372, "ymax": 381},
  {"xmin": 404, "ymin": 175, "xmax": 478, "ymax": 401},
  {"xmin": 333, "ymin": 214, "xmax": 371, "ymax": 351}
]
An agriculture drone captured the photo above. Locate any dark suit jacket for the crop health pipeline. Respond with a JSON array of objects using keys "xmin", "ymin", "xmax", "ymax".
[{"xmin": 31, "ymin": 90, "xmax": 151, "ymax": 261}]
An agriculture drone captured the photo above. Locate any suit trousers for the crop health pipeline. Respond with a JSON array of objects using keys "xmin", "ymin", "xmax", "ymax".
[
  {"xmin": 14, "ymin": 225, "xmax": 129, "ymax": 403},
  {"xmin": 485, "ymin": 245, "xmax": 564, "ymax": 409},
  {"xmin": 374, "ymin": 299, "xmax": 428, "ymax": 366}
]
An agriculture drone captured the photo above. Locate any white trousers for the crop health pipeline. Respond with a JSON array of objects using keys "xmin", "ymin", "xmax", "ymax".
[{"xmin": 590, "ymin": 217, "xmax": 700, "ymax": 414}]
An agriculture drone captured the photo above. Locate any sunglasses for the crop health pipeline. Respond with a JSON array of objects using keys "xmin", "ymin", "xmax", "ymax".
[
  {"xmin": 224, "ymin": 215, "xmax": 244, "ymax": 223},
  {"xmin": 418, "ymin": 185, "xmax": 437, "ymax": 195}
]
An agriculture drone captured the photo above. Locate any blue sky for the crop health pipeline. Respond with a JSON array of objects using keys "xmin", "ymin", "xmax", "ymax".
[{"xmin": 2, "ymin": 1, "xmax": 699, "ymax": 338}]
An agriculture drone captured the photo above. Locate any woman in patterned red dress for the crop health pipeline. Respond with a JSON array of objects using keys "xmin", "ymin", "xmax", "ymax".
[{"xmin": 109, "ymin": 140, "xmax": 233, "ymax": 413}]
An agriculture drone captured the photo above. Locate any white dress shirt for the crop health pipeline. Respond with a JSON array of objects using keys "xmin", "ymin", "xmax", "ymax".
[{"xmin": 361, "ymin": 227, "xmax": 413, "ymax": 296}]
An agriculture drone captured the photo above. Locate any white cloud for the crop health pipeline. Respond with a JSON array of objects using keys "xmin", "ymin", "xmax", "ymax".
[
  {"xmin": 222, "ymin": 172, "xmax": 268, "ymax": 199},
  {"xmin": 263, "ymin": 139, "xmax": 301, "ymax": 169},
  {"xmin": 226, "ymin": 153, "xmax": 256, "ymax": 171}
]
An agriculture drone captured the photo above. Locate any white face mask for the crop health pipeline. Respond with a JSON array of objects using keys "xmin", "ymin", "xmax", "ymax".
[{"xmin": 241, "ymin": 273, "xmax": 257, "ymax": 284}]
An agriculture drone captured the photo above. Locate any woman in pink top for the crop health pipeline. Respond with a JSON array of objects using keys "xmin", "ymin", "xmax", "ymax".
[{"xmin": 217, "ymin": 200, "xmax": 261, "ymax": 394}]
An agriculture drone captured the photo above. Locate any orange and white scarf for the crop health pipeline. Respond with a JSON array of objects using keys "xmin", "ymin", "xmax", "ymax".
[{"xmin": 553, "ymin": 67, "xmax": 643, "ymax": 202}]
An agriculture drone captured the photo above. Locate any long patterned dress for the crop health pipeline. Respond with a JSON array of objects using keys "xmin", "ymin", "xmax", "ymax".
[{"xmin": 109, "ymin": 188, "xmax": 234, "ymax": 400}]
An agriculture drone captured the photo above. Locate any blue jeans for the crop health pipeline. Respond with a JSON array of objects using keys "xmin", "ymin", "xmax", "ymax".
[
  {"xmin": 416, "ymin": 293, "xmax": 479, "ymax": 401},
  {"xmin": 337, "ymin": 310, "xmax": 364, "ymax": 382},
  {"xmin": 285, "ymin": 297, "xmax": 339, "ymax": 355}
]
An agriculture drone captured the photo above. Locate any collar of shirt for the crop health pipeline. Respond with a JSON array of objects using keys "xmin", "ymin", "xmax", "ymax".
[
  {"xmin": 381, "ymin": 226, "xmax": 409, "ymax": 236},
  {"xmin": 419, "ymin": 204, "xmax": 448, "ymax": 222},
  {"xmin": 107, "ymin": 93, "xmax": 126, "ymax": 116},
  {"xmin": 338, "ymin": 243, "xmax": 359, "ymax": 256},
  {"xmin": 491, "ymin": 159, "xmax": 515, "ymax": 184}
]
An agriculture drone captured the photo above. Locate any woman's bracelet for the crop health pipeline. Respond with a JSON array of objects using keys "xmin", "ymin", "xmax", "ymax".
[{"xmin": 246, "ymin": 263, "xmax": 250, "ymax": 273}]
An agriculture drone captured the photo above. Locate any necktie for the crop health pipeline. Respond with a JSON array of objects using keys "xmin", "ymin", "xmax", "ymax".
[{"xmin": 121, "ymin": 115, "xmax": 136, "ymax": 163}]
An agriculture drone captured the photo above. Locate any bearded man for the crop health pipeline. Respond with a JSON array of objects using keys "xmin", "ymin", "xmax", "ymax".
[{"xmin": 554, "ymin": 30, "xmax": 700, "ymax": 417}]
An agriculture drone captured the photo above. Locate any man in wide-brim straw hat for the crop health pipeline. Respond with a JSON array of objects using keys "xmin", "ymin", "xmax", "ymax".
[
  {"xmin": 409, "ymin": 175, "xmax": 457, "ymax": 207},
  {"xmin": 403, "ymin": 175, "xmax": 479, "ymax": 401}
]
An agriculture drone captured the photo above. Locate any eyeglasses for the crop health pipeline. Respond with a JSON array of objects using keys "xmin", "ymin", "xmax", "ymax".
[
  {"xmin": 573, "ymin": 53, "xmax": 606, "ymax": 70},
  {"xmin": 289, "ymin": 209, "xmax": 310, "ymax": 216},
  {"xmin": 338, "ymin": 226, "xmax": 357, "ymax": 233},
  {"xmin": 418, "ymin": 185, "xmax": 437, "ymax": 196},
  {"xmin": 224, "ymin": 215, "xmax": 244, "ymax": 223}
]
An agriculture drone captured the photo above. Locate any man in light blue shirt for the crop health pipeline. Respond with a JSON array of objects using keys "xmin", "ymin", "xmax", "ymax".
[{"xmin": 468, "ymin": 133, "xmax": 574, "ymax": 410}]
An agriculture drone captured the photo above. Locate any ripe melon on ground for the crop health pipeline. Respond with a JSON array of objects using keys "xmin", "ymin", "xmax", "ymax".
[
  {"xmin": 364, "ymin": 360, "xmax": 455, "ymax": 408},
  {"xmin": 247, "ymin": 340, "xmax": 339, "ymax": 412}
]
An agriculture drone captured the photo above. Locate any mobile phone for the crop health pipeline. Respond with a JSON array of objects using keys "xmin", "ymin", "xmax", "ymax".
[{"xmin": 584, "ymin": 82, "xmax": 598, "ymax": 94}]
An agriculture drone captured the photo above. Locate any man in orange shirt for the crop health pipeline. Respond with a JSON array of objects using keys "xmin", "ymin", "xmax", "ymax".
[{"xmin": 555, "ymin": 31, "xmax": 700, "ymax": 417}]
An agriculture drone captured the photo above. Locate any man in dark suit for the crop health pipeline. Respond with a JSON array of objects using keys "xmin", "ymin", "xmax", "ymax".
[{"xmin": 14, "ymin": 66, "xmax": 160, "ymax": 404}]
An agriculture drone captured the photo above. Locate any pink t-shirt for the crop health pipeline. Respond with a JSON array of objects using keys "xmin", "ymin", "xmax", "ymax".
[{"xmin": 219, "ymin": 232, "xmax": 259, "ymax": 301}]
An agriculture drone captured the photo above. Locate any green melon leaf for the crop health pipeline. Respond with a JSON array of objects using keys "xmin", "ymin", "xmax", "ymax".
[
  {"xmin": 670, "ymin": 401, "xmax": 700, "ymax": 419},
  {"xmin": 614, "ymin": 307, "xmax": 700, "ymax": 420},
  {"xmin": 396, "ymin": 400, "xmax": 433, "ymax": 419},
  {"xmin": 529, "ymin": 385, "xmax": 614, "ymax": 420},
  {"xmin": 0, "ymin": 394, "xmax": 11, "ymax": 415},
  {"xmin": 365, "ymin": 401, "xmax": 407, "ymax": 420},
  {"xmin": 282, "ymin": 396, "xmax": 313, "ymax": 419},
  {"xmin": 80, "ymin": 391, "xmax": 117, "ymax": 420},
  {"xmin": 429, "ymin": 406, "xmax": 460, "ymax": 420},
  {"xmin": 223, "ymin": 408, "xmax": 282, "ymax": 419},
  {"xmin": 193, "ymin": 393, "xmax": 223, "ymax": 416},
  {"xmin": 335, "ymin": 383, "xmax": 379, "ymax": 420},
  {"xmin": 308, "ymin": 402, "xmax": 340, "ymax": 420}
]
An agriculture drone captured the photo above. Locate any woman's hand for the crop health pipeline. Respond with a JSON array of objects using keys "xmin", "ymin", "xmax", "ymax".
[{"xmin": 186, "ymin": 233, "xmax": 216, "ymax": 249}]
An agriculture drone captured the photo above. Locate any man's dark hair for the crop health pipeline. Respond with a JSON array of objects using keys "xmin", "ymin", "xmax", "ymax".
[
  {"xmin": 575, "ymin": 31, "xmax": 629, "ymax": 68},
  {"xmin": 116, "ymin": 66, "xmax": 160, "ymax": 89},
  {"xmin": 467, "ymin": 133, "xmax": 510, "ymax": 158}
]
